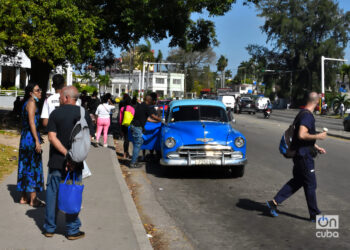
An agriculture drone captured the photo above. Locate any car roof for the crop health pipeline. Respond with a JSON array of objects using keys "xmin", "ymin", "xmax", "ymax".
[{"xmin": 169, "ymin": 99, "xmax": 226, "ymax": 110}]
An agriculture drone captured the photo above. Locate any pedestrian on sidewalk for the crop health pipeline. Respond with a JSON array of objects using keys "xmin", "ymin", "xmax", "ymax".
[
  {"xmin": 130, "ymin": 94, "xmax": 161, "ymax": 168},
  {"xmin": 340, "ymin": 103, "xmax": 345, "ymax": 117},
  {"xmin": 95, "ymin": 95, "xmax": 115, "ymax": 147},
  {"xmin": 267, "ymin": 92, "xmax": 327, "ymax": 222},
  {"xmin": 119, "ymin": 94, "xmax": 134, "ymax": 159},
  {"xmin": 43, "ymin": 86, "xmax": 94, "ymax": 240},
  {"xmin": 17, "ymin": 82, "xmax": 45, "ymax": 207},
  {"xmin": 41, "ymin": 74, "xmax": 65, "ymax": 127}
]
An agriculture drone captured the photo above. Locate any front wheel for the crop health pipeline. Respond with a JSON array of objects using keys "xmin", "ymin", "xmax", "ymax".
[{"xmin": 230, "ymin": 165, "xmax": 245, "ymax": 177}]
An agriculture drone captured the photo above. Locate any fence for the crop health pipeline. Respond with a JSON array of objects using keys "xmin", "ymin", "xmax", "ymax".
[{"xmin": 0, "ymin": 90, "xmax": 25, "ymax": 97}]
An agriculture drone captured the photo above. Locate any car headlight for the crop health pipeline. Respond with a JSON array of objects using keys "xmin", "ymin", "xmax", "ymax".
[
  {"xmin": 165, "ymin": 137, "xmax": 176, "ymax": 148},
  {"xmin": 234, "ymin": 137, "xmax": 245, "ymax": 148}
]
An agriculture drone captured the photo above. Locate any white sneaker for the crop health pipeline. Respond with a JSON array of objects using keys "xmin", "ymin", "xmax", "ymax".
[{"xmin": 103, "ymin": 144, "xmax": 108, "ymax": 148}]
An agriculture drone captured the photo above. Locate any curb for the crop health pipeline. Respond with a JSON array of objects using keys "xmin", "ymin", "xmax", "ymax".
[
  {"xmin": 109, "ymin": 149, "xmax": 153, "ymax": 250},
  {"xmin": 325, "ymin": 132, "xmax": 350, "ymax": 140}
]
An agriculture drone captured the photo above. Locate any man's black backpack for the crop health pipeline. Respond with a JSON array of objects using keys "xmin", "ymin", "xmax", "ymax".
[{"xmin": 279, "ymin": 110, "xmax": 310, "ymax": 158}]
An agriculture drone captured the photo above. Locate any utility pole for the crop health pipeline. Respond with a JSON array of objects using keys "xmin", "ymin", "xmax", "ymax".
[{"xmin": 321, "ymin": 56, "xmax": 347, "ymax": 101}]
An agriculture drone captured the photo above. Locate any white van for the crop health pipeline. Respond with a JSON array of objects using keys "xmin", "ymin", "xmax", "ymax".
[
  {"xmin": 217, "ymin": 96, "xmax": 236, "ymax": 110},
  {"xmin": 255, "ymin": 97, "xmax": 271, "ymax": 111}
]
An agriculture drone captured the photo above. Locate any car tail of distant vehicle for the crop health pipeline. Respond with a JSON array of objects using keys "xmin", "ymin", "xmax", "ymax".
[{"xmin": 217, "ymin": 96, "xmax": 236, "ymax": 110}]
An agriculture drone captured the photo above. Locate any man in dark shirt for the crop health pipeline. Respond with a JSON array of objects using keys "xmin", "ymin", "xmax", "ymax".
[
  {"xmin": 130, "ymin": 94, "xmax": 161, "ymax": 168},
  {"xmin": 267, "ymin": 92, "xmax": 327, "ymax": 221},
  {"xmin": 43, "ymin": 86, "xmax": 94, "ymax": 240}
]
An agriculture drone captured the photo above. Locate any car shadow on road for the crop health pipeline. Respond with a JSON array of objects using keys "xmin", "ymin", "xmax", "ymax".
[
  {"xmin": 236, "ymin": 198, "xmax": 310, "ymax": 221},
  {"xmin": 145, "ymin": 161, "xmax": 242, "ymax": 180}
]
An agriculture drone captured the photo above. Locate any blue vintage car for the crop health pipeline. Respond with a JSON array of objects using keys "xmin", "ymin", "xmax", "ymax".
[{"xmin": 159, "ymin": 99, "xmax": 247, "ymax": 177}]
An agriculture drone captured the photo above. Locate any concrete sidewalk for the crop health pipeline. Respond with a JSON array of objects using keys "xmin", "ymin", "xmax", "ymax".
[{"xmin": 0, "ymin": 139, "xmax": 152, "ymax": 250}]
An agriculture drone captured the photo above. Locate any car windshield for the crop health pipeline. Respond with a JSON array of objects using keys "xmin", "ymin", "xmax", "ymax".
[
  {"xmin": 158, "ymin": 101, "xmax": 170, "ymax": 105},
  {"xmin": 169, "ymin": 105, "xmax": 228, "ymax": 123}
]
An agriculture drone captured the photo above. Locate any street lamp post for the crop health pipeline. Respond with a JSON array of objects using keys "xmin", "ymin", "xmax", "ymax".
[{"xmin": 321, "ymin": 56, "xmax": 347, "ymax": 99}]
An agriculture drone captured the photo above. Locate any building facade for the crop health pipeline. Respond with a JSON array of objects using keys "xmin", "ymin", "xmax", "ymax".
[{"xmin": 108, "ymin": 70, "xmax": 185, "ymax": 98}]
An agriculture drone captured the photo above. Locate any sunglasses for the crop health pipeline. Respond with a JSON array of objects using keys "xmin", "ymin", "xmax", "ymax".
[{"xmin": 34, "ymin": 88, "xmax": 42, "ymax": 93}]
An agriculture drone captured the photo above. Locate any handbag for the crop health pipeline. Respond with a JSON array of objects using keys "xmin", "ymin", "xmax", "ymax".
[
  {"xmin": 58, "ymin": 172, "xmax": 84, "ymax": 214},
  {"xmin": 122, "ymin": 105, "xmax": 134, "ymax": 127}
]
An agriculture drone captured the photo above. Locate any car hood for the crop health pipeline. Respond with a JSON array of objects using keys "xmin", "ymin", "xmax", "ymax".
[{"xmin": 164, "ymin": 121, "xmax": 233, "ymax": 145}]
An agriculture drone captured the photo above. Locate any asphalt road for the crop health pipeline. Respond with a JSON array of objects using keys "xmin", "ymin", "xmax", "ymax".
[
  {"xmin": 143, "ymin": 113, "xmax": 350, "ymax": 250},
  {"xmin": 268, "ymin": 109, "xmax": 345, "ymax": 131}
]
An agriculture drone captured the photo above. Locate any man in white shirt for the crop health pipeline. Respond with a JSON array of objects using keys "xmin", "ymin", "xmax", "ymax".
[{"xmin": 41, "ymin": 74, "xmax": 65, "ymax": 127}]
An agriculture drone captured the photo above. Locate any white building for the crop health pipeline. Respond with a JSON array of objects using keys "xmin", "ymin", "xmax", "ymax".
[
  {"xmin": 0, "ymin": 50, "xmax": 31, "ymax": 89},
  {"xmin": 108, "ymin": 70, "xmax": 185, "ymax": 98},
  {"xmin": 232, "ymin": 84, "xmax": 255, "ymax": 94}
]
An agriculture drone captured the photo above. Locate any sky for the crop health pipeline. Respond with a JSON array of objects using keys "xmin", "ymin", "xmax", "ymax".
[{"xmin": 113, "ymin": 0, "xmax": 350, "ymax": 75}]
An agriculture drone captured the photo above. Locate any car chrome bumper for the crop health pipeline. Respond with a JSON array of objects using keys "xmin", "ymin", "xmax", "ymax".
[{"xmin": 160, "ymin": 157, "xmax": 247, "ymax": 166}]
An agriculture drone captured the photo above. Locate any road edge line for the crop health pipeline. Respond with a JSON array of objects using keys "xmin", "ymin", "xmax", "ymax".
[{"xmin": 109, "ymin": 149, "xmax": 153, "ymax": 250}]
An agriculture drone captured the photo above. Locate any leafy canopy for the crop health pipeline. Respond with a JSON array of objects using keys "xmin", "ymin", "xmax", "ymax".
[{"xmin": 0, "ymin": 0, "xmax": 101, "ymax": 66}]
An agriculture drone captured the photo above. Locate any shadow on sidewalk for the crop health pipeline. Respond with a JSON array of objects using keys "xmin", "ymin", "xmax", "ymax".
[{"xmin": 236, "ymin": 198, "xmax": 309, "ymax": 221}]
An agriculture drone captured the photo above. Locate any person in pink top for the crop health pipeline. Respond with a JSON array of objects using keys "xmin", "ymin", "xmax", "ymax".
[
  {"xmin": 119, "ymin": 95, "xmax": 135, "ymax": 158},
  {"xmin": 95, "ymin": 95, "xmax": 115, "ymax": 147}
]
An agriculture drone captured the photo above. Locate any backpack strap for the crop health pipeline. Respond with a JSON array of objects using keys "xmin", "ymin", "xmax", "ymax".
[{"xmin": 80, "ymin": 106, "xmax": 85, "ymax": 123}]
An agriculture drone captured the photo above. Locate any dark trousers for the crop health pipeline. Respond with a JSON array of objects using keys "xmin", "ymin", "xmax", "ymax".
[
  {"xmin": 121, "ymin": 125, "xmax": 129, "ymax": 154},
  {"xmin": 274, "ymin": 154, "xmax": 321, "ymax": 217}
]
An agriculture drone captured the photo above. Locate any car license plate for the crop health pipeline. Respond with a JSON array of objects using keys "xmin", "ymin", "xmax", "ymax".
[{"xmin": 195, "ymin": 159, "xmax": 217, "ymax": 165}]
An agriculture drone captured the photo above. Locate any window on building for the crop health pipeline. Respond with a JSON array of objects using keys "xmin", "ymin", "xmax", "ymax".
[
  {"xmin": 173, "ymin": 79, "xmax": 181, "ymax": 84},
  {"xmin": 156, "ymin": 78, "xmax": 165, "ymax": 84}
]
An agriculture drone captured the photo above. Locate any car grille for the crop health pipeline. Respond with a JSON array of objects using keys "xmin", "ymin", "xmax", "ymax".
[{"xmin": 177, "ymin": 145, "xmax": 234, "ymax": 159}]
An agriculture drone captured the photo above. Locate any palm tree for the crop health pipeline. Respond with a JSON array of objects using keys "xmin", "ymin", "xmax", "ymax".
[
  {"xmin": 340, "ymin": 64, "xmax": 350, "ymax": 83},
  {"xmin": 97, "ymin": 74, "xmax": 111, "ymax": 94},
  {"xmin": 332, "ymin": 93, "xmax": 350, "ymax": 114},
  {"xmin": 217, "ymin": 55, "xmax": 228, "ymax": 88},
  {"xmin": 155, "ymin": 50, "xmax": 163, "ymax": 72}
]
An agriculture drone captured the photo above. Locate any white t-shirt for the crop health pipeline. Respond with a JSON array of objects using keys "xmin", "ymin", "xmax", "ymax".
[
  {"xmin": 41, "ymin": 93, "xmax": 60, "ymax": 118},
  {"xmin": 95, "ymin": 103, "xmax": 115, "ymax": 118}
]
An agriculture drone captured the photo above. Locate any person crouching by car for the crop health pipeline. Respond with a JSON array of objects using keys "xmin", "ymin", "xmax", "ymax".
[{"xmin": 129, "ymin": 94, "xmax": 161, "ymax": 168}]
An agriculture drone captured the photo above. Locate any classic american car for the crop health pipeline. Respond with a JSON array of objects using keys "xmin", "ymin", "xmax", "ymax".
[{"xmin": 160, "ymin": 99, "xmax": 247, "ymax": 177}]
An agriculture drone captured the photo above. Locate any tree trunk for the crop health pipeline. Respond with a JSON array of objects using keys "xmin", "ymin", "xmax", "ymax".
[{"xmin": 29, "ymin": 58, "xmax": 52, "ymax": 98}]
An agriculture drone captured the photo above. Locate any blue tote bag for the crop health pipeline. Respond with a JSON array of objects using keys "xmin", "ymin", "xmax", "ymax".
[{"xmin": 58, "ymin": 172, "xmax": 84, "ymax": 214}]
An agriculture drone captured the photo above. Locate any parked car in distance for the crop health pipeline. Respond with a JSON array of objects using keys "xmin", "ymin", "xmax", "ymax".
[
  {"xmin": 239, "ymin": 99, "xmax": 256, "ymax": 114},
  {"xmin": 343, "ymin": 115, "xmax": 350, "ymax": 131},
  {"xmin": 255, "ymin": 97, "xmax": 271, "ymax": 111},
  {"xmin": 217, "ymin": 95, "xmax": 236, "ymax": 110},
  {"xmin": 160, "ymin": 99, "xmax": 247, "ymax": 177}
]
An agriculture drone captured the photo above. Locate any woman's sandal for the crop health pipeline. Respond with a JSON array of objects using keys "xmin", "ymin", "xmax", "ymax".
[{"xmin": 30, "ymin": 198, "xmax": 46, "ymax": 207}]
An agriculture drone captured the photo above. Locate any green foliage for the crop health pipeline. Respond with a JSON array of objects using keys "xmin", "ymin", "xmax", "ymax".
[
  {"xmin": 73, "ymin": 82, "xmax": 97, "ymax": 95},
  {"xmin": 250, "ymin": 0, "xmax": 350, "ymax": 102},
  {"xmin": 0, "ymin": 0, "xmax": 100, "ymax": 66},
  {"xmin": 332, "ymin": 93, "xmax": 350, "ymax": 113},
  {"xmin": 217, "ymin": 55, "xmax": 228, "ymax": 72}
]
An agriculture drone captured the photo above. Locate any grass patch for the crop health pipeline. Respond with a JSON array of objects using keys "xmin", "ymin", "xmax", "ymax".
[
  {"xmin": 0, "ymin": 144, "xmax": 18, "ymax": 182},
  {"xmin": 0, "ymin": 130, "xmax": 19, "ymax": 136}
]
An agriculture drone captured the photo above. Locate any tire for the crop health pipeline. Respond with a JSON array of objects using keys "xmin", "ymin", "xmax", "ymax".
[
  {"xmin": 253, "ymin": 112, "xmax": 256, "ymax": 115},
  {"xmin": 230, "ymin": 165, "xmax": 245, "ymax": 177},
  {"xmin": 248, "ymin": 112, "xmax": 251, "ymax": 115}
]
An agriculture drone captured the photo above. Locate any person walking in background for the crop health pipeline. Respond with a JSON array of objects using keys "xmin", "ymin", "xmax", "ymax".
[
  {"xmin": 95, "ymin": 95, "xmax": 115, "ymax": 147},
  {"xmin": 17, "ymin": 82, "xmax": 45, "ymax": 207},
  {"xmin": 340, "ymin": 102, "xmax": 345, "ymax": 117},
  {"xmin": 130, "ymin": 94, "xmax": 161, "ymax": 168},
  {"xmin": 267, "ymin": 92, "xmax": 327, "ymax": 222},
  {"xmin": 43, "ymin": 86, "xmax": 94, "ymax": 240},
  {"xmin": 41, "ymin": 74, "xmax": 65, "ymax": 127},
  {"xmin": 119, "ymin": 95, "xmax": 134, "ymax": 159}
]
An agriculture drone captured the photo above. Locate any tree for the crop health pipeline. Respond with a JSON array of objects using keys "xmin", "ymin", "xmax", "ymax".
[
  {"xmin": 155, "ymin": 50, "xmax": 163, "ymax": 72},
  {"xmin": 1, "ymin": 0, "xmax": 256, "ymax": 94},
  {"xmin": 97, "ymin": 74, "xmax": 111, "ymax": 94},
  {"xmin": 0, "ymin": 0, "xmax": 100, "ymax": 94},
  {"xmin": 167, "ymin": 47, "xmax": 216, "ymax": 91},
  {"xmin": 217, "ymin": 55, "xmax": 228, "ymax": 88},
  {"xmin": 254, "ymin": 0, "xmax": 350, "ymax": 103},
  {"xmin": 339, "ymin": 64, "xmax": 350, "ymax": 83},
  {"xmin": 332, "ymin": 93, "xmax": 350, "ymax": 114}
]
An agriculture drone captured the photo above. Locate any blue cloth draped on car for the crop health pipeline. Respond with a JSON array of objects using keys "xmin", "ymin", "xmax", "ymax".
[{"xmin": 129, "ymin": 122, "xmax": 162, "ymax": 151}]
